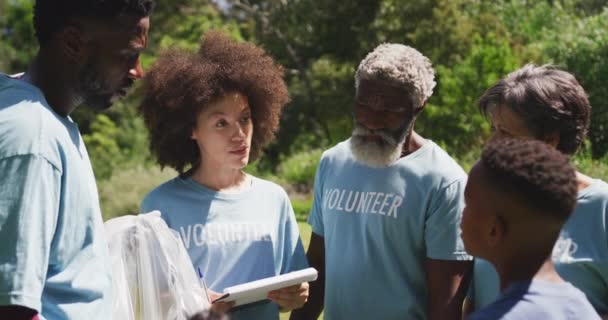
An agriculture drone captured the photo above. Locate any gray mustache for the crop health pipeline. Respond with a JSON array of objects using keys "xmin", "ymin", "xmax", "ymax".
[{"xmin": 352, "ymin": 125, "xmax": 398, "ymax": 146}]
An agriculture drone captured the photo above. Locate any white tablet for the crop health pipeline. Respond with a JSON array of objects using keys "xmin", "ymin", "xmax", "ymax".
[{"xmin": 212, "ymin": 268, "xmax": 318, "ymax": 307}]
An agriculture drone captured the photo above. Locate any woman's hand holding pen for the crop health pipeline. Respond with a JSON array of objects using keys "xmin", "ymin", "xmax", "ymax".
[{"xmin": 208, "ymin": 290, "xmax": 235, "ymax": 313}]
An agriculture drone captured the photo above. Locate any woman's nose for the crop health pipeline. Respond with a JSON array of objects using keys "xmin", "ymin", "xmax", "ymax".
[{"xmin": 232, "ymin": 123, "xmax": 246, "ymax": 140}]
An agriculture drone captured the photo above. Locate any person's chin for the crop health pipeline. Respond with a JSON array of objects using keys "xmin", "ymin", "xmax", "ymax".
[
  {"xmin": 85, "ymin": 94, "xmax": 116, "ymax": 110},
  {"xmin": 350, "ymin": 136, "xmax": 402, "ymax": 167},
  {"xmin": 237, "ymin": 158, "xmax": 249, "ymax": 168},
  {"xmin": 228, "ymin": 155, "xmax": 249, "ymax": 169}
]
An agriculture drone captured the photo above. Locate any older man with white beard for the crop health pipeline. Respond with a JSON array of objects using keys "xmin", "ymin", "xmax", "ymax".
[{"xmin": 290, "ymin": 44, "xmax": 473, "ymax": 320}]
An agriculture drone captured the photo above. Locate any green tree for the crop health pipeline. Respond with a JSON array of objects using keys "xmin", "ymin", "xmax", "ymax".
[
  {"xmin": 83, "ymin": 114, "xmax": 123, "ymax": 180},
  {"xmin": 419, "ymin": 34, "xmax": 520, "ymax": 153},
  {"xmin": 3, "ymin": 0, "xmax": 608, "ymax": 173},
  {"xmin": 545, "ymin": 9, "xmax": 608, "ymax": 158},
  {"xmin": 0, "ymin": 0, "xmax": 36, "ymax": 73}
]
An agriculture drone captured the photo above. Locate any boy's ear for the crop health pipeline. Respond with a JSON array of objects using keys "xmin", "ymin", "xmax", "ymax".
[{"xmin": 488, "ymin": 214, "xmax": 507, "ymax": 247}]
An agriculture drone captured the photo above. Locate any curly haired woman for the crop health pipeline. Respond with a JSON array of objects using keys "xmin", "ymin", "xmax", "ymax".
[{"xmin": 139, "ymin": 31, "xmax": 309, "ymax": 320}]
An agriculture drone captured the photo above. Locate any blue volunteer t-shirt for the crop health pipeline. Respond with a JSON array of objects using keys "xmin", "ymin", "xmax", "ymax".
[
  {"xmin": 141, "ymin": 175, "xmax": 308, "ymax": 320},
  {"xmin": 468, "ymin": 259, "xmax": 500, "ymax": 310},
  {"xmin": 308, "ymin": 139, "xmax": 472, "ymax": 320},
  {"xmin": 468, "ymin": 280, "xmax": 600, "ymax": 320},
  {"xmin": 469, "ymin": 179, "xmax": 608, "ymax": 314},
  {"xmin": 0, "ymin": 75, "xmax": 112, "ymax": 319}
]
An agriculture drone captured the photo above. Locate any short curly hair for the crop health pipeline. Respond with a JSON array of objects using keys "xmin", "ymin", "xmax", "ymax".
[
  {"xmin": 355, "ymin": 43, "xmax": 436, "ymax": 109},
  {"xmin": 188, "ymin": 310, "xmax": 229, "ymax": 320},
  {"xmin": 479, "ymin": 64, "xmax": 591, "ymax": 155},
  {"xmin": 34, "ymin": 0, "xmax": 154, "ymax": 47},
  {"xmin": 481, "ymin": 137, "xmax": 577, "ymax": 221},
  {"xmin": 139, "ymin": 30, "xmax": 289, "ymax": 174}
]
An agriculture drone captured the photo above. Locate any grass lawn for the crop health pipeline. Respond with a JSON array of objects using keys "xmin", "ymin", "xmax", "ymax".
[{"xmin": 298, "ymin": 221, "xmax": 312, "ymax": 249}]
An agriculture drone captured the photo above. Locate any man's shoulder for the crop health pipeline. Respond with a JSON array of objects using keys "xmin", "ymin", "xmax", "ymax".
[
  {"xmin": 308, "ymin": 140, "xmax": 350, "ymax": 178},
  {"xmin": 0, "ymin": 76, "xmax": 73, "ymax": 165},
  {"xmin": 574, "ymin": 179, "xmax": 608, "ymax": 229},
  {"xmin": 581, "ymin": 179, "xmax": 608, "ymax": 201},
  {"xmin": 473, "ymin": 297, "xmax": 598, "ymax": 320},
  {"xmin": 406, "ymin": 141, "xmax": 467, "ymax": 186},
  {"xmin": 320, "ymin": 139, "xmax": 351, "ymax": 161},
  {"xmin": 319, "ymin": 139, "xmax": 467, "ymax": 183},
  {"xmin": 469, "ymin": 294, "xmax": 544, "ymax": 320},
  {"xmin": 0, "ymin": 73, "xmax": 45, "ymax": 109},
  {"xmin": 476, "ymin": 281, "xmax": 601, "ymax": 320}
]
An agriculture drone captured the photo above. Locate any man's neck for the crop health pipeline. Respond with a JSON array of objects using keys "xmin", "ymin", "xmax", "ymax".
[
  {"xmin": 25, "ymin": 50, "xmax": 82, "ymax": 116},
  {"xmin": 401, "ymin": 130, "xmax": 425, "ymax": 157},
  {"xmin": 495, "ymin": 254, "xmax": 563, "ymax": 292}
]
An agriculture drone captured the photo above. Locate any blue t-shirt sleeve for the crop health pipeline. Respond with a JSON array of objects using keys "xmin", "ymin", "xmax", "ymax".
[
  {"xmin": 425, "ymin": 178, "xmax": 471, "ymax": 260},
  {"xmin": 307, "ymin": 157, "xmax": 325, "ymax": 237},
  {"xmin": 0, "ymin": 155, "xmax": 61, "ymax": 311},
  {"xmin": 279, "ymin": 195, "xmax": 309, "ymax": 274},
  {"xmin": 140, "ymin": 191, "xmax": 164, "ymax": 216},
  {"xmin": 140, "ymin": 193, "xmax": 153, "ymax": 213}
]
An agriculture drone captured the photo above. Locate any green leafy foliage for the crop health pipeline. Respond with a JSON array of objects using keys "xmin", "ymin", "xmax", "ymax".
[
  {"xmin": 0, "ymin": 0, "xmax": 36, "ymax": 72},
  {"xmin": 2, "ymin": 0, "xmax": 608, "ymax": 220},
  {"xmin": 544, "ymin": 9, "xmax": 608, "ymax": 158},
  {"xmin": 291, "ymin": 197, "xmax": 313, "ymax": 222},
  {"xmin": 419, "ymin": 34, "xmax": 520, "ymax": 154},
  {"xmin": 83, "ymin": 114, "xmax": 123, "ymax": 180},
  {"xmin": 98, "ymin": 165, "xmax": 177, "ymax": 220},
  {"xmin": 277, "ymin": 148, "xmax": 323, "ymax": 193}
]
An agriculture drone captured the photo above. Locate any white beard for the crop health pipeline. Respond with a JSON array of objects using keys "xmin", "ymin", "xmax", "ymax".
[{"xmin": 349, "ymin": 125, "xmax": 406, "ymax": 167}]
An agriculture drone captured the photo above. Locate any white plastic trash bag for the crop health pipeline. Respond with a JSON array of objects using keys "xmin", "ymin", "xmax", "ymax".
[{"xmin": 105, "ymin": 211, "xmax": 210, "ymax": 320}]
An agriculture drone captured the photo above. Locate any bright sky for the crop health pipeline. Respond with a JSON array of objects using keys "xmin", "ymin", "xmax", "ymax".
[{"xmin": 212, "ymin": 0, "xmax": 231, "ymax": 10}]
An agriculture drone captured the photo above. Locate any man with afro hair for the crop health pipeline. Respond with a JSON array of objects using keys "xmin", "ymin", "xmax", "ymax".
[
  {"xmin": 0, "ymin": 0, "xmax": 153, "ymax": 319},
  {"xmin": 462, "ymin": 138, "xmax": 599, "ymax": 319},
  {"xmin": 291, "ymin": 43, "xmax": 472, "ymax": 320}
]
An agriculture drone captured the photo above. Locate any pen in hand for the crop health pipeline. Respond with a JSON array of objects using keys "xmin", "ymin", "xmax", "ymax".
[{"xmin": 198, "ymin": 267, "xmax": 211, "ymax": 303}]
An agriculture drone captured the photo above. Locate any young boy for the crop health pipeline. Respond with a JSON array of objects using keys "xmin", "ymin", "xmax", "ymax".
[{"xmin": 461, "ymin": 138, "xmax": 600, "ymax": 319}]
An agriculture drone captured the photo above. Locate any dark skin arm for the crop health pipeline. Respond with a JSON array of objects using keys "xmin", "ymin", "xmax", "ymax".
[
  {"xmin": 289, "ymin": 232, "xmax": 325, "ymax": 320},
  {"xmin": 461, "ymin": 297, "xmax": 475, "ymax": 319},
  {"xmin": 0, "ymin": 305, "xmax": 38, "ymax": 320},
  {"xmin": 425, "ymin": 258, "xmax": 473, "ymax": 320}
]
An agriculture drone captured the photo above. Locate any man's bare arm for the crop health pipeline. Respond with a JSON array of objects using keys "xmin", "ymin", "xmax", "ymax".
[
  {"xmin": 290, "ymin": 233, "xmax": 325, "ymax": 320},
  {"xmin": 425, "ymin": 258, "xmax": 473, "ymax": 320},
  {"xmin": 0, "ymin": 305, "xmax": 39, "ymax": 320}
]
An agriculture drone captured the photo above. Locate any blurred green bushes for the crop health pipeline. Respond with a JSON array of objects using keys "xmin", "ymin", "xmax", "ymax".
[
  {"xmin": 98, "ymin": 165, "xmax": 177, "ymax": 220},
  {"xmin": 3, "ymin": 0, "xmax": 608, "ymax": 221},
  {"xmin": 277, "ymin": 149, "xmax": 324, "ymax": 193}
]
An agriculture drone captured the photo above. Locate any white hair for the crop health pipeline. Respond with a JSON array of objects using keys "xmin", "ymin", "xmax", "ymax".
[{"xmin": 355, "ymin": 43, "xmax": 436, "ymax": 108}]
